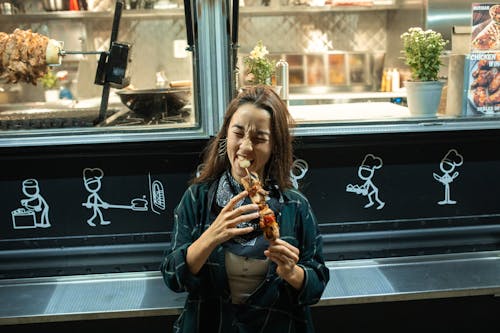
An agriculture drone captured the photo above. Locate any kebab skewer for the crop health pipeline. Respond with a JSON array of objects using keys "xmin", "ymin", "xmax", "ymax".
[
  {"xmin": 0, "ymin": 29, "xmax": 63, "ymax": 85},
  {"xmin": 238, "ymin": 157, "xmax": 280, "ymax": 241}
]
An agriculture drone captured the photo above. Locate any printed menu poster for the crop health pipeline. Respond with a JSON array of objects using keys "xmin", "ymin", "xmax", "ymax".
[
  {"xmin": 471, "ymin": 3, "xmax": 500, "ymax": 51},
  {"xmin": 466, "ymin": 52, "xmax": 500, "ymax": 115}
]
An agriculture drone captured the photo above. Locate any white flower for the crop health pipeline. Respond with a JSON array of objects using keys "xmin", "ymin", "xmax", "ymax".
[
  {"xmin": 250, "ymin": 42, "xmax": 269, "ymax": 59},
  {"xmin": 244, "ymin": 40, "xmax": 275, "ymax": 85}
]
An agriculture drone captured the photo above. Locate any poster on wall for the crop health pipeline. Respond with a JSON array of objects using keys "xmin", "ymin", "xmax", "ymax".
[
  {"xmin": 471, "ymin": 3, "xmax": 500, "ymax": 52},
  {"xmin": 465, "ymin": 52, "xmax": 500, "ymax": 115}
]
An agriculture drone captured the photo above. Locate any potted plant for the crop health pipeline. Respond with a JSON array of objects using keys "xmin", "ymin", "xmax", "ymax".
[
  {"xmin": 39, "ymin": 69, "xmax": 59, "ymax": 102},
  {"xmin": 400, "ymin": 27, "xmax": 449, "ymax": 116},
  {"xmin": 243, "ymin": 40, "xmax": 276, "ymax": 86}
]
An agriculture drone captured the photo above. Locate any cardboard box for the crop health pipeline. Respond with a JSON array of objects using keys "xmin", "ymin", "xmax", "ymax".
[{"xmin": 471, "ymin": 3, "xmax": 500, "ymax": 52}]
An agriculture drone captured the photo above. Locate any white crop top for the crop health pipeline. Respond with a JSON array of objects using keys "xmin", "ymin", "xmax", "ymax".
[{"xmin": 225, "ymin": 250, "xmax": 269, "ymax": 304}]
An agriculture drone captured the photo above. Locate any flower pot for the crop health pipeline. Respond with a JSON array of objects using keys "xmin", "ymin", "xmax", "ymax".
[{"xmin": 405, "ymin": 80, "xmax": 444, "ymax": 116}]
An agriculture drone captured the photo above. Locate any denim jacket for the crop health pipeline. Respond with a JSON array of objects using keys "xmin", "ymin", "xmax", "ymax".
[{"xmin": 160, "ymin": 180, "xmax": 330, "ymax": 333}]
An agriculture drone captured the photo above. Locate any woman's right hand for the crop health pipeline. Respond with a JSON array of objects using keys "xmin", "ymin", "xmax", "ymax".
[
  {"xmin": 186, "ymin": 190, "xmax": 259, "ymax": 275},
  {"xmin": 204, "ymin": 190, "xmax": 259, "ymax": 247}
]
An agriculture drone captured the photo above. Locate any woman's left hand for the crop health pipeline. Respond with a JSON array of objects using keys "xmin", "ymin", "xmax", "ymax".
[{"xmin": 264, "ymin": 239, "xmax": 304, "ymax": 289}]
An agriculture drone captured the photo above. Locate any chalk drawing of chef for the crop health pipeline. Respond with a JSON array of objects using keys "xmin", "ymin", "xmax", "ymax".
[
  {"xmin": 20, "ymin": 178, "xmax": 51, "ymax": 228},
  {"xmin": 433, "ymin": 149, "xmax": 463, "ymax": 205},
  {"xmin": 82, "ymin": 168, "xmax": 111, "ymax": 227},
  {"xmin": 346, "ymin": 154, "xmax": 385, "ymax": 210}
]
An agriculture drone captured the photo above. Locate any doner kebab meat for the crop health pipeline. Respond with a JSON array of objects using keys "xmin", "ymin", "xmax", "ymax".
[
  {"xmin": 238, "ymin": 158, "xmax": 280, "ymax": 241},
  {"xmin": 0, "ymin": 29, "xmax": 61, "ymax": 85}
]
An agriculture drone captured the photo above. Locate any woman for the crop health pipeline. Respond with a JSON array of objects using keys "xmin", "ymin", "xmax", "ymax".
[{"xmin": 161, "ymin": 85, "xmax": 329, "ymax": 332}]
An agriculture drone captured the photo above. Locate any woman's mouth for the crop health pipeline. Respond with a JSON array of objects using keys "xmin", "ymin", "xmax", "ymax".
[{"xmin": 237, "ymin": 155, "xmax": 252, "ymax": 169}]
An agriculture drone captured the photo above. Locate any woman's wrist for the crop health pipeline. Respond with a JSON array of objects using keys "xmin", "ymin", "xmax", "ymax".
[
  {"xmin": 282, "ymin": 264, "xmax": 305, "ymax": 290},
  {"xmin": 187, "ymin": 232, "xmax": 217, "ymax": 275}
]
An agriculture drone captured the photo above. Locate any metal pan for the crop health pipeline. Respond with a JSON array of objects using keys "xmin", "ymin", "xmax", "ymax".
[{"xmin": 115, "ymin": 88, "xmax": 191, "ymax": 119}]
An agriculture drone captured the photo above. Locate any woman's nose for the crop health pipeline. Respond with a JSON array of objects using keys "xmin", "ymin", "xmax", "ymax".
[{"xmin": 240, "ymin": 136, "xmax": 253, "ymax": 151}]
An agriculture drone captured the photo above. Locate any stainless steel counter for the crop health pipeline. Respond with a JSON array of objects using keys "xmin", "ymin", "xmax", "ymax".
[{"xmin": 1, "ymin": 250, "xmax": 500, "ymax": 325}]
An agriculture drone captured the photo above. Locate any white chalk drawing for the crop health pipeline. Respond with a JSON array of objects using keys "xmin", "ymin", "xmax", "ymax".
[
  {"xmin": 290, "ymin": 159, "xmax": 309, "ymax": 189},
  {"xmin": 82, "ymin": 168, "xmax": 111, "ymax": 226},
  {"xmin": 346, "ymin": 154, "xmax": 385, "ymax": 210},
  {"xmin": 149, "ymin": 172, "xmax": 166, "ymax": 215},
  {"xmin": 82, "ymin": 168, "xmax": 148, "ymax": 227},
  {"xmin": 433, "ymin": 149, "xmax": 463, "ymax": 205},
  {"xmin": 11, "ymin": 179, "xmax": 51, "ymax": 229}
]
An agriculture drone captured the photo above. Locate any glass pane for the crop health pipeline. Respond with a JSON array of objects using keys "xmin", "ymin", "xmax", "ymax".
[
  {"xmin": 236, "ymin": 3, "xmax": 469, "ymax": 130},
  {"xmin": 0, "ymin": 9, "xmax": 199, "ymax": 140}
]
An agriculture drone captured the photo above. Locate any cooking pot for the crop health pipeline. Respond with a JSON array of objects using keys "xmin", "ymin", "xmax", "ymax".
[
  {"xmin": 42, "ymin": 0, "xmax": 69, "ymax": 11},
  {"xmin": 115, "ymin": 88, "xmax": 191, "ymax": 119}
]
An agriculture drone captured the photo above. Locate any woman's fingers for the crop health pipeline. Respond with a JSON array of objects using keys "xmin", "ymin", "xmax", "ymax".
[
  {"xmin": 265, "ymin": 249, "xmax": 299, "ymax": 265},
  {"xmin": 222, "ymin": 191, "xmax": 259, "ymax": 227},
  {"xmin": 207, "ymin": 191, "xmax": 262, "ymax": 244},
  {"xmin": 264, "ymin": 251, "xmax": 297, "ymax": 274},
  {"xmin": 222, "ymin": 190, "xmax": 249, "ymax": 212},
  {"xmin": 268, "ymin": 240, "xmax": 300, "ymax": 261},
  {"xmin": 232, "ymin": 226, "xmax": 255, "ymax": 237},
  {"xmin": 228, "ymin": 205, "xmax": 259, "ymax": 227},
  {"xmin": 231, "ymin": 202, "xmax": 259, "ymax": 216},
  {"xmin": 265, "ymin": 239, "xmax": 300, "ymax": 272},
  {"xmin": 228, "ymin": 214, "xmax": 260, "ymax": 229}
]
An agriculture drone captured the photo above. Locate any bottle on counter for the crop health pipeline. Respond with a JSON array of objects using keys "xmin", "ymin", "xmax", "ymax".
[
  {"xmin": 391, "ymin": 68, "xmax": 400, "ymax": 92},
  {"xmin": 380, "ymin": 68, "xmax": 387, "ymax": 92},
  {"xmin": 383, "ymin": 68, "xmax": 392, "ymax": 92},
  {"xmin": 275, "ymin": 58, "xmax": 289, "ymax": 103},
  {"xmin": 56, "ymin": 71, "xmax": 74, "ymax": 100}
]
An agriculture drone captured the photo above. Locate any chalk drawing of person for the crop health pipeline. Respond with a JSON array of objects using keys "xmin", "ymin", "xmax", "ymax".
[
  {"xmin": 20, "ymin": 178, "xmax": 50, "ymax": 228},
  {"xmin": 433, "ymin": 149, "xmax": 463, "ymax": 205},
  {"xmin": 82, "ymin": 168, "xmax": 110, "ymax": 227},
  {"xmin": 290, "ymin": 159, "xmax": 309, "ymax": 190},
  {"xmin": 346, "ymin": 154, "xmax": 385, "ymax": 210}
]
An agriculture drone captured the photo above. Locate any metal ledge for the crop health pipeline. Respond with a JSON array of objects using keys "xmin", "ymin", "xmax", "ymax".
[{"xmin": 1, "ymin": 250, "xmax": 500, "ymax": 325}]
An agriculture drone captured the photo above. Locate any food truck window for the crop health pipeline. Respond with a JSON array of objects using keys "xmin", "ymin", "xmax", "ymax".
[
  {"xmin": 0, "ymin": 4, "xmax": 204, "ymax": 146},
  {"xmin": 235, "ymin": 1, "xmax": 499, "ymax": 133}
]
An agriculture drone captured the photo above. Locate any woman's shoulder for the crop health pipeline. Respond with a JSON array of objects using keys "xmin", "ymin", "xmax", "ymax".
[
  {"xmin": 282, "ymin": 188, "xmax": 310, "ymax": 204},
  {"xmin": 184, "ymin": 181, "xmax": 211, "ymax": 196},
  {"xmin": 182, "ymin": 180, "xmax": 218, "ymax": 201}
]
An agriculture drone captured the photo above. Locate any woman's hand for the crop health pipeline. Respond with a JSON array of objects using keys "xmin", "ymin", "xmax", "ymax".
[
  {"xmin": 205, "ymin": 190, "xmax": 260, "ymax": 246},
  {"xmin": 187, "ymin": 190, "xmax": 259, "ymax": 275},
  {"xmin": 264, "ymin": 239, "xmax": 304, "ymax": 290}
]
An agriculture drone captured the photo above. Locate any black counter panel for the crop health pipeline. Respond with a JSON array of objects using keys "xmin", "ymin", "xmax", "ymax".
[
  {"xmin": 1, "ymin": 153, "xmax": 195, "ymax": 245},
  {"xmin": 1, "ymin": 131, "xmax": 500, "ymax": 277},
  {"xmin": 296, "ymin": 136, "xmax": 496, "ymax": 224},
  {"xmin": 0, "ymin": 141, "xmax": 204, "ymax": 278},
  {"xmin": 293, "ymin": 131, "xmax": 500, "ymax": 258}
]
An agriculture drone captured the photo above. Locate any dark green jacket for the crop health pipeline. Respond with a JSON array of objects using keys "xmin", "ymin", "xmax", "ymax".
[{"xmin": 160, "ymin": 180, "xmax": 329, "ymax": 333}]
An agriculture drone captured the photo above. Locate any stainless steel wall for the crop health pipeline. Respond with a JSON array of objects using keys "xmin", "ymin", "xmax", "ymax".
[
  {"xmin": 238, "ymin": 1, "xmax": 424, "ymax": 71},
  {"xmin": 426, "ymin": 0, "xmax": 475, "ymax": 50}
]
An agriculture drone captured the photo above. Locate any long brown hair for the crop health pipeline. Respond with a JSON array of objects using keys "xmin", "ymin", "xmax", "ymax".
[{"xmin": 193, "ymin": 85, "xmax": 295, "ymax": 190}]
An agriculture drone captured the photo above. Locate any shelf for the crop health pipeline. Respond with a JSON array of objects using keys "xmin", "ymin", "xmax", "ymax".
[
  {"xmin": 290, "ymin": 91, "xmax": 406, "ymax": 100},
  {"xmin": 240, "ymin": 3, "xmax": 399, "ymax": 16},
  {"xmin": 0, "ymin": 9, "xmax": 185, "ymax": 22},
  {"xmin": 0, "ymin": 1, "xmax": 399, "ymax": 22}
]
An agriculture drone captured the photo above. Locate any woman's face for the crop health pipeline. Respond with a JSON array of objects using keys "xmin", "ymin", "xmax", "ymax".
[{"xmin": 226, "ymin": 103, "xmax": 272, "ymax": 183}]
